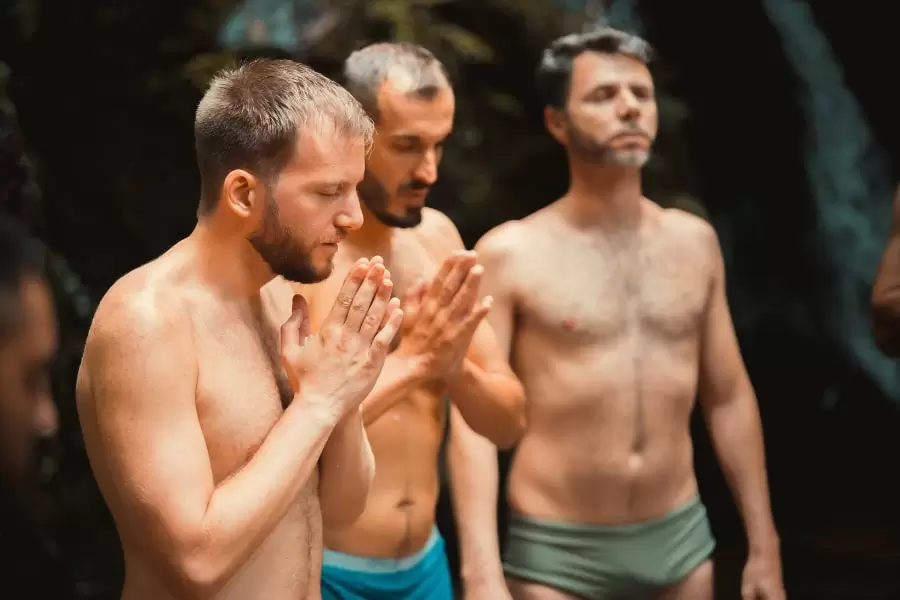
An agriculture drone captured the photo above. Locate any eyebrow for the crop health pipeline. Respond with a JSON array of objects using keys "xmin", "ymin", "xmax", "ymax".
[{"xmin": 584, "ymin": 81, "xmax": 653, "ymax": 97}]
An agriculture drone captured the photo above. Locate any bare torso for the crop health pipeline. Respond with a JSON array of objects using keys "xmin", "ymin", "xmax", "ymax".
[
  {"xmin": 504, "ymin": 200, "xmax": 716, "ymax": 524},
  {"xmin": 80, "ymin": 241, "xmax": 323, "ymax": 600},
  {"xmin": 304, "ymin": 217, "xmax": 454, "ymax": 558}
]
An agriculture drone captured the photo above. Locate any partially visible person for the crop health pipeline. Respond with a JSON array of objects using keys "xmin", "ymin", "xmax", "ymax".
[
  {"xmin": 77, "ymin": 59, "xmax": 401, "ymax": 600},
  {"xmin": 872, "ymin": 185, "xmax": 900, "ymax": 356},
  {"xmin": 456, "ymin": 27, "xmax": 784, "ymax": 600},
  {"xmin": 291, "ymin": 42, "xmax": 525, "ymax": 600},
  {"xmin": 0, "ymin": 217, "xmax": 68, "ymax": 594}
]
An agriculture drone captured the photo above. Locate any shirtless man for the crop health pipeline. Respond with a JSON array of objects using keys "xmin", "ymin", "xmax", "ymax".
[
  {"xmin": 455, "ymin": 28, "xmax": 785, "ymax": 600},
  {"xmin": 292, "ymin": 43, "xmax": 526, "ymax": 599},
  {"xmin": 75, "ymin": 59, "xmax": 404, "ymax": 600},
  {"xmin": 872, "ymin": 186, "xmax": 900, "ymax": 356}
]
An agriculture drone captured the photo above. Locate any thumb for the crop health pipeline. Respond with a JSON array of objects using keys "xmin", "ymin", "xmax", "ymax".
[
  {"xmin": 404, "ymin": 280, "xmax": 426, "ymax": 310},
  {"xmin": 281, "ymin": 294, "xmax": 311, "ymax": 353}
]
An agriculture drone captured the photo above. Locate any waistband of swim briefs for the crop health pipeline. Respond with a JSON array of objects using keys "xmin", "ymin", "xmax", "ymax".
[
  {"xmin": 509, "ymin": 495, "xmax": 705, "ymax": 539},
  {"xmin": 323, "ymin": 527, "xmax": 442, "ymax": 574}
]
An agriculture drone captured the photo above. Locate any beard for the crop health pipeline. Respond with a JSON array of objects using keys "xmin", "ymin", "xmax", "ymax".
[
  {"xmin": 567, "ymin": 119, "xmax": 652, "ymax": 168},
  {"xmin": 248, "ymin": 190, "xmax": 328, "ymax": 284},
  {"xmin": 357, "ymin": 170, "xmax": 425, "ymax": 229}
]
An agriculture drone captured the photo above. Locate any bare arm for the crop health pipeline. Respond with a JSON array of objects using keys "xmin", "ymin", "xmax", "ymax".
[
  {"xmin": 78, "ymin": 294, "xmax": 339, "ymax": 599},
  {"xmin": 697, "ymin": 227, "xmax": 779, "ymax": 555},
  {"xmin": 450, "ymin": 224, "xmax": 521, "ymax": 591},
  {"xmin": 317, "ymin": 409, "xmax": 375, "ymax": 527},
  {"xmin": 872, "ymin": 186, "xmax": 900, "ymax": 356},
  {"xmin": 432, "ymin": 211, "xmax": 525, "ymax": 448},
  {"xmin": 358, "ymin": 354, "xmax": 431, "ymax": 424}
]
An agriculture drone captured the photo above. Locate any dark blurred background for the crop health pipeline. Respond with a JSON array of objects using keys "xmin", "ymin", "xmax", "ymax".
[{"xmin": 2, "ymin": 0, "xmax": 899, "ymax": 598}]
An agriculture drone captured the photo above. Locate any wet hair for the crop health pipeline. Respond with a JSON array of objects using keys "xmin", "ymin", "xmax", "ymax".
[
  {"xmin": 343, "ymin": 42, "xmax": 450, "ymax": 121},
  {"xmin": 0, "ymin": 219, "xmax": 45, "ymax": 340},
  {"xmin": 536, "ymin": 26, "xmax": 654, "ymax": 110},
  {"xmin": 194, "ymin": 58, "xmax": 374, "ymax": 215}
]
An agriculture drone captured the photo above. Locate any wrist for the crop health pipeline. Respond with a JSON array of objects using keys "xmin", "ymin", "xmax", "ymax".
[
  {"xmin": 747, "ymin": 527, "xmax": 780, "ymax": 556},
  {"xmin": 290, "ymin": 390, "xmax": 342, "ymax": 427},
  {"xmin": 461, "ymin": 562, "xmax": 505, "ymax": 586}
]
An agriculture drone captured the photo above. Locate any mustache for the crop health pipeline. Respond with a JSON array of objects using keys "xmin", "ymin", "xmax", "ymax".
[
  {"xmin": 322, "ymin": 230, "xmax": 348, "ymax": 245},
  {"xmin": 609, "ymin": 122, "xmax": 651, "ymax": 141},
  {"xmin": 398, "ymin": 179, "xmax": 430, "ymax": 193}
]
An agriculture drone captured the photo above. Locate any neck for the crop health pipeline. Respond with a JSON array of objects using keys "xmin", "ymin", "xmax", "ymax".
[
  {"xmin": 188, "ymin": 217, "xmax": 274, "ymax": 300},
  {"xmin": 564, "ymin": 158, "xmax": 643, "ymax": 228},
  {"xmin": 348, "ymin": 202, "xmax": 394, "ymax": 252}
]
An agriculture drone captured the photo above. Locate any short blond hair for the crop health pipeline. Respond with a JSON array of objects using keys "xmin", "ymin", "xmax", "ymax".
[{"xmin": 195, "ymin": 59, "xmax": 374, "ymax": 214}]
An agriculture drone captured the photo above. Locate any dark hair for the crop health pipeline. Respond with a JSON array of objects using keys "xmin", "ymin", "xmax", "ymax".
[
  {"xmin": 343, "ymin": 42, "xmax": 450, "ymax": 121},
  {"xmin": 194, "ymin": 58, "xmax": 374, "ymax": 216},
  {"xmin": 0, "ymin": 218, "xmax": 45, "ymax": 339},
  {"xmin": 536, "ymin": 27, "xmax": 654, "ymax": 110}
]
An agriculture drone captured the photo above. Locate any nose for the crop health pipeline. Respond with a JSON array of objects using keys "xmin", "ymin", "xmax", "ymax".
[
  {"xmin": 33, "ymin": 393, "xmax": 58, "ymax": 439},
  {"xmin": 335, "ymin": 189, "xmax": 365, "ymax": 231},
  {"xmin": 413, "ymin": 149, "xmax": 439, "ymax": 186},
  {"xmin": 617, "ymin": 90, "xmax": 641, "ymax": 120}
]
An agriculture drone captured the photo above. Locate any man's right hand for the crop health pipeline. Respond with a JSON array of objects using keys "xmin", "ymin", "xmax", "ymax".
[
  {"xmin": 280, "ymin": 257, "xmax": 403, "ymax": 416},
  {"xmin": 398, "ymin": 250, "xmax": 492, "ymax": 380}
]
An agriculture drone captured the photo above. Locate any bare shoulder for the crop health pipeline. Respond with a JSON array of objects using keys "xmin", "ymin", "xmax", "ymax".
[
  {"xmin": 657, "ymin": 206, "xmax": 721, "ymax": 259},
  {"xmin": 84, "ymin": 265, "xmax": 193, "ymax": 376},
  {"xmin": 474, "ymin": 219, "xmax": 532, "ymax": 265},
  {"xmin": 417, "ymin": 207, "xmax": 465, "ymax": 254}
]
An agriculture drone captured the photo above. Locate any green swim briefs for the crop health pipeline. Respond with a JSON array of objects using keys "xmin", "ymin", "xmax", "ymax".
[{"xmin": 503, "ymin": 496, "xmax": 715, "ymax": 599}]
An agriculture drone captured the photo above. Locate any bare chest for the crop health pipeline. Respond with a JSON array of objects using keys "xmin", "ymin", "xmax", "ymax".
[
  {"xmin": 516, "ymin": 234, "xmax": 712, "ymax": 344},
  {"xmin": 191, "ymin": 304, "xmax": 295, "ymax": 483}
]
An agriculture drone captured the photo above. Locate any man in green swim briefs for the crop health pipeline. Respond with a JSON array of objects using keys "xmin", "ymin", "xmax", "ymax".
[{"xmin": 451, "ymin": 27, "xmax": 786, "ymax": 600}]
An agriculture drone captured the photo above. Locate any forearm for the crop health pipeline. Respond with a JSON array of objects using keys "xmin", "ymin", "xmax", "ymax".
[
  {"xmin": 360, "ymin": 353, "xmax": 431, "ymax": 425},
  {"xmin": 448, "ymin": 359, "xmax": 525, "ymax": 449},
  {"xmin": 318, "ymin": 409, "xmax": 375, "ymax": 528},
  {"xmin": 448, "ymin": 420, "xmax": 505, "ymax": 585},
  {"xmin": 705, "ymin": 388, "xmax": 779, "ymax": 552},
  {"xmin": 193, "ymin": 395, "xmax": 338, "ymax": 588}
]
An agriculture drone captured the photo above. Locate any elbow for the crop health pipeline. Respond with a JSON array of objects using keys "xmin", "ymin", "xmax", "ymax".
[
  {"xmin": 496, "ymin": 396, "xmax": 527, "ymax": 450},
  {"xmin": 482, "ymin": 389, "xmax": 527, "ymax": 451},
  {"xmin": 169, "ymin": 543, "xmax": 232, "ymax": 600},
  {"xmin": 871, "ymin": 298, "xmax": 900, "ymax": 357}
]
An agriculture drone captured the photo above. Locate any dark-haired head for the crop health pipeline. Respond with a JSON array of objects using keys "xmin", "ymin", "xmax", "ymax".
[
  {"xmin": 537, "ymin": 27, "xmax": 657, "ymax": 167},
  {"xmin": 343, "ymin": 43, "xmax": 454, "ymax": 229},
  {"xmin": 0, "ymin": 218, "xmax": 57, "ymax": 487}
]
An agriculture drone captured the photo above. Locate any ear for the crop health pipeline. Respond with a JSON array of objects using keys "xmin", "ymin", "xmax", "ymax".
[
  {"xmin": 544, "ymin": 106, "xmax": 568, "ymax": 146},
  {"xmin": 222, "ymin": 169, "xmax": 264, "ymax": 219}
]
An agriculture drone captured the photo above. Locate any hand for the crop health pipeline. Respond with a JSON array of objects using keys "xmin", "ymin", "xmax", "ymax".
[
  {"xmin": 463, "ymin": 576, "xmax": 512, "ymax": 600},
  {"xmin": 280, "ymin": 257, "xmax": 403, "ymax": 416},
  {"xmin": 741, "ymin": 548, "xmax": 785, "ymax": 600},
  {"xmin": 398, "ymin": 250, "xmax": 493, "ymax": 379}
]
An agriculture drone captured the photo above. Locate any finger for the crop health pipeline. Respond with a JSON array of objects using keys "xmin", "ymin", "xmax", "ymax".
[
  {"xmin": 462, "ymin": 295, "xmax": 492, "ymax": 332},
  {"xmin": 449, "ymin": 263, "xmax": 484, "ymax": 320},
  {"xmin": 280, "ymin": 294, "xmax": 310, "ymax": 354},
  {"xmin": 371, "ymin": 301, "xmax": 403, "ymax": 355},
  {"xmin": 359, "ymin": 276, "xmax": 394, "ymax": 344},
  {"xmin": 343, "ymin": 263, "xmax": 385, "ymax": 332},
  {"xmin": 437, "ymin": 251, "xmax": 477, "ymax": 307},
  {"xmin": 322, "ymin": 258, "xmax": 369, "ymax": 325}
]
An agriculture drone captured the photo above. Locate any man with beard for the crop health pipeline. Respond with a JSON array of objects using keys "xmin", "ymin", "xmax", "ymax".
[
  {"xmin": 292, "ymin": 43, "xmax": 526, "ymax": 599},
  {"xmin": 76, "ymin": 59, "xmax": 404, "ymax": 600},
  {"xmin": 872, "ymin": 186, "xmax": 900, "ymax": 356},
  {"xmin": 455, "ymin": 28, "xmax": 785, "ymax": 600}
]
